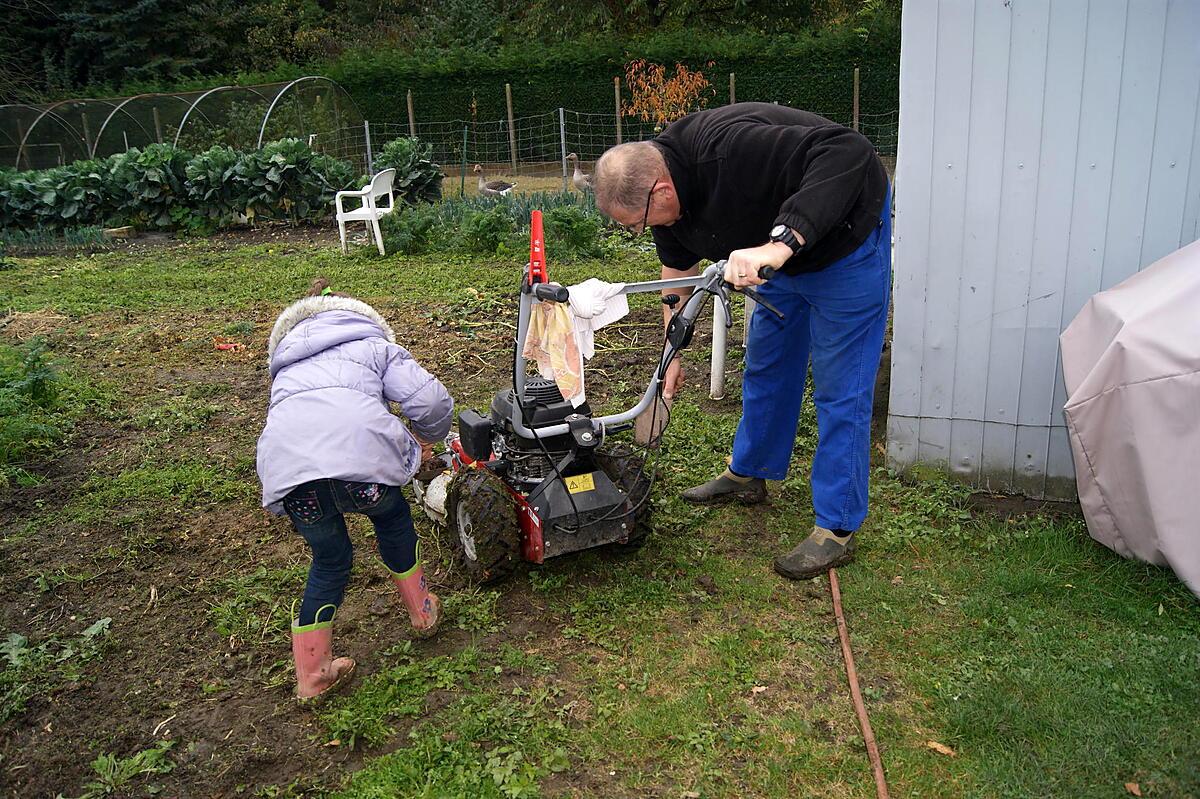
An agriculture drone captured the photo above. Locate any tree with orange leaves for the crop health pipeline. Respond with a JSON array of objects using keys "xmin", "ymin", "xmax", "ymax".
[{"xmin": 622, "ymin": 59, "xmax": 715, "ymax": 131}]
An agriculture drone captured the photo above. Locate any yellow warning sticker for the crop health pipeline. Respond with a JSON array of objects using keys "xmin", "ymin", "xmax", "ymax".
[{"xmin": 565, "ymin": 473, "xmax": 596, "ymax": 494}]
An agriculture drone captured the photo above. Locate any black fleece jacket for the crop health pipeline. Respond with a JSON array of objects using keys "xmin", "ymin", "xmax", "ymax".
[{"xmin": 650, "ymin": 102, "xmax": 889, "ymax": 275}]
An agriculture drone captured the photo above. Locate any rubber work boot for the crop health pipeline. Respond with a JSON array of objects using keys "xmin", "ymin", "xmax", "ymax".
[
  {"xmin": 392, "ymin": 565, "xmax": 442, "ymax": 640},
  {"xmin": 291, "ymin": 622, "xmax": 356, "ymax": 703},
  {"xmin": 681, "ymin": 467, "xmax": 767, "ymax": 505},
  {"xmin": 773, "ymin": 526, "xmax": 857, "ymax": 580}
]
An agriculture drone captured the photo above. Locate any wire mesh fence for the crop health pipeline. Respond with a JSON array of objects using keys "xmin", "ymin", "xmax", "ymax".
[
  {"xmin": 283, "ymin": 65, "xmax": 899, "ymax": 183},
  {"xmin": 4, "ymin": 68, "xmax": 897, "ymax": 181},
  {"xmin": 330, "ymin": 65, "xmax": 898, "ymax": 184},
  {"xmin": 322, "ymin": 100, "xmax": 898, "ymax": 192}
]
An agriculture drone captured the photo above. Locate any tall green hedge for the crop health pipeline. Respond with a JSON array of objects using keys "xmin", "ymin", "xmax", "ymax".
[
  {"xmin": 327, "ymin": 25, "xmax": 900, "ymax": 126},
  {"xmin": 89, "ymin": 20, "xmax": 900, "ymax": 130}
]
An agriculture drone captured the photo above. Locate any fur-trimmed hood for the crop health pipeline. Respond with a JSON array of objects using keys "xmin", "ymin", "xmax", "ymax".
[{"xmin": 268, "ymin": 296, "xmax": 396, "ymax": 361}]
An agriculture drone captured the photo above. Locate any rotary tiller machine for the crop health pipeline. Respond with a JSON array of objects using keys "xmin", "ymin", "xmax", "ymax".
[{"xmin": 415, "ymin": 210, "xmax": 781, "ymax": 582}]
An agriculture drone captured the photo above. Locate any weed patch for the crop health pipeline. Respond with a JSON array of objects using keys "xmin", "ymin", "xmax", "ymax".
[
  {"xmin": 69, "ymin": 458, "xmax": 251, "ymax": 525},
  {"xmin": 334, "ymin": 685, "xmax": 571, "ymax": 798},
  {"xmin": 318, "ymin": 643, "xmax": 481, "ymax": 749},
  {"xmin": 0, "ymin": 338, "xmax": 108, "ymax": 486},
  {"xmin": 496, "ymin": 643, "xmax": 557, "ymax": 676},
  {"xmin": 207, "ymin": 565, "xmax": 308, "ymax": 647},
  {"xmin": 222, "ymin": 320, "xmax": 256, "ymax": 338},
  {"xmin": 0, "ymin": 617, "xmax": 112, "ymax": 722},
  {"xmin": 32, "ymin": 566, "xmax": 95, "ymax": 593},
  {"xmin": 130, "ymin": 394, "xmax": 221, "ymax": 434},
  {"xmin": 561, "ymin": 567, "xmax": 677, "ymax": 647},
  {"xmin": 443, "ymin": 588, "xmax": 503, "ymax": 634},
  {"xmin": 68, "ymin": 740, "xmax": 176, "ymax": 799}
]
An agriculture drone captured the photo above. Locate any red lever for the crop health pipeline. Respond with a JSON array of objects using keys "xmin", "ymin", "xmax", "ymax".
[{"xmin": 528, "ymin": 209, "xmax": 547, "ymax": 285}]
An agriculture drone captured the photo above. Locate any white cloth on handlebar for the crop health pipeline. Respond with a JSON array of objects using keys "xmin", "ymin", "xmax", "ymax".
[
  {"xmin": 523, "ymin": 296, "xmax": 585, "ymax": 407},
  {"xmin": 567, "ymin": 278, "xmax": 629, "ymax": 360}
]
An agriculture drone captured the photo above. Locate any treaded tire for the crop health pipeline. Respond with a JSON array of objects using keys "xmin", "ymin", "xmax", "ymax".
[
  {"xmin": 445, "ymin": 467, "xmax": 521, "ymax": 583},
  {"xmin": 595, "ymin": 444, "xmax": 653, "ymax": 549}
]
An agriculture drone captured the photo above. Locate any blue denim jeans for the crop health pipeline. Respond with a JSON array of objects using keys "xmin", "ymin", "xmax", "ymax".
[
  {"xmin": 731, "ymin": 190, "xmax": 892, "ymax": 533},
  {"xmin": 283, "ymin": 479, "xmax": 418, "ymax": 627}
]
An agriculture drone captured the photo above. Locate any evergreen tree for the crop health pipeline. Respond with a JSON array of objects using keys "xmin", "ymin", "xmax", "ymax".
[
  {"xmin": 0, "ymin": 0, "xmax": 64, "ymax": 101},
  {"xmin": 61, "ymin": 0, "xmax": 251, "ymax": 89},
  {"xmin": 0, "ymin": 0, "xmax": 897, "ymax": 99}
]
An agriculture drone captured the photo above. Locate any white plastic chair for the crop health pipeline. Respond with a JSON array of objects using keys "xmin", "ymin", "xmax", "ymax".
[{"xmin": 335, "ymin": 168, "xmax": 397, "ymax": 256}]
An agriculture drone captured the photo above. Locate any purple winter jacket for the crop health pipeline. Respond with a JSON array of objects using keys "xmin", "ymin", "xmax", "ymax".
[{"xmin": 256, "ymin": 295, "xmax": 454, "ymax": 514}]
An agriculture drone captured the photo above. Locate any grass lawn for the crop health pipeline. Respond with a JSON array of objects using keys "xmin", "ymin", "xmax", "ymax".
[{"xmin": 0, "ymin": 229, "xmax": 1197, "ymax": 799}]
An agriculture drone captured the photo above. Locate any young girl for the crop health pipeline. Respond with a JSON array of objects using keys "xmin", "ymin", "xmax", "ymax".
[{"xmin": 257, "ymin": 278, "xmax": 454, "ymax": 701}]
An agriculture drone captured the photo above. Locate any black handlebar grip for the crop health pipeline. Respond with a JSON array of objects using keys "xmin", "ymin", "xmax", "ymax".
[
  {"xmin": 533, "ymin": 284, "xmax": 569, "ymax": 303},
  {"xmin": 758, "ymin": 266, "xmax": 776, "ymax": 281}
]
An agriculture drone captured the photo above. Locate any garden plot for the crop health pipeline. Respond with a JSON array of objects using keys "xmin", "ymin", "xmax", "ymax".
[{"xmin": 0, "ymin": 233, "xmax": 1197, "ymax": 799}]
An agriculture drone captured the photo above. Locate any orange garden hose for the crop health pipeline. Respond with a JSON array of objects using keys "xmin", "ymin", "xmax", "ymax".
[{"xmin": 829, "ymin": 567, "xmax": 891, "ymax": 799}]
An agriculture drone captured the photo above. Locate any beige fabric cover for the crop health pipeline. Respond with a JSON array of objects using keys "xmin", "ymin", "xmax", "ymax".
[{"xmin": 1060, "ymin": 238, "xmax": 1200, "ymax": 598}]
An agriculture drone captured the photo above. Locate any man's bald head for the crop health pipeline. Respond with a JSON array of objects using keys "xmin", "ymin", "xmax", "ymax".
[{"xmin": 593, "ymin": 142, "xmax": 668, "ymax": 216}]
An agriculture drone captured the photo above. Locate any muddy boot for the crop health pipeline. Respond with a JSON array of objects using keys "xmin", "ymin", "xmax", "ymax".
[
  {"xmin": 291, "ymin": 614, "xmax": 356, "ymax": 703},
  {"xmin": 773, "ymin": 526, "xmax": 857, "ymax": 580},
  {"xmin": 681, "ymin": 467, "xmax": 767, "ymax": 505},
  {"xmin": 392, "ymin": 564, "xmax": 442, "ymax": 640}
]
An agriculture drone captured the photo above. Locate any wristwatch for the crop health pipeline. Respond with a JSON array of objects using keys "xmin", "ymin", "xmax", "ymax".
[{"xmin": 769, "ymin": 224, "xmax": 803, "ymax": 255}]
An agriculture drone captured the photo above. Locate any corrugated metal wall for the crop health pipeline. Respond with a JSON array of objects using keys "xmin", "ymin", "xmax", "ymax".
[{"xmin": 887, "ymin": 0, "xmax": 1200, "ymax": 500}]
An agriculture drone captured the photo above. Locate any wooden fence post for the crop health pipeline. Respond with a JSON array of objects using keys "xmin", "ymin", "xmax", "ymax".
[
  {"xmin": 460, "ymin": 125, "xmax": 468, "ymax": 197},
  {"xmin": 363, "ymin": 120, "xmax": 374, "ymax": 173},
  {"xmin": 614, "ymin": 76, "xmax": 622, "ymax": 144},
  {"xmin": 505, "ymin": 83, "xmax": 517, "ymax": 171},
  {"xmin": 558, "ymin": 107, "xmax": 568, "ymax": 193},
  {"xmin": 407, "ymin": 90, "xmax": 416, "ymax": 138},
  {"xmin": 729, "ymin": 73, "xmax": 736, "ymax": 104},
  {"xmin": 853, "ymin": 67, "xmax": 860, "ymax": 131}
]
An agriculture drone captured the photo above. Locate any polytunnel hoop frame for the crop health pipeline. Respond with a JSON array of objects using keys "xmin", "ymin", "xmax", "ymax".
[
  {"xmin": 13, "ymin": 99, "xmax": 121, "ymax": 168},
  {"xmin": 171, "ymin": 85, "xmax": 273, "ymax": 150},
  {"xmin": 5, "ymin": 77, "xmax": 363, "ymax": 169},
  {"xmin": 89, "ymin": 93, "xmax": 194, "ymax": 158},
  {"xmin": 256, "ymin": 76, "xmax": 348, "ymax": 149}
]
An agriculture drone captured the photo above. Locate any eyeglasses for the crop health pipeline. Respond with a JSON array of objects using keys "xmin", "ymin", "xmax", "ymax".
[{"xmin": 622, "ymin": 184, "xmax": 655, "ymax": 240}]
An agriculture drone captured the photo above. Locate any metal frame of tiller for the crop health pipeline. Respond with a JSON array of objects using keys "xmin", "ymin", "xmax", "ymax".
[
  {"xmin": 509, "ymin": 215, "xmax": 780, "ymax": 443},
  {"xmin": 447, "ymin": 211, "xmax": 780, "ymax": 564}
]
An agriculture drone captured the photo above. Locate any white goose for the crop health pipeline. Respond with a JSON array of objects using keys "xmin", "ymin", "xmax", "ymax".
[
  {"xmin": 473, "ymin": 164, "xmax": 517, "ymax": 196},
  {"xmin": 566, "ymin": 153, "xmax": 592, "ymax": 192}
]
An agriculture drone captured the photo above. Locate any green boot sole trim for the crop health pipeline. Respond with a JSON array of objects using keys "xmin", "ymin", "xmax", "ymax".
[
  {"xmin": 387, "ymin": 541, "xmax": 422, "ymax": 580},
  {"xmin": 291, "ymin": 603, "xmax": 338, "ymax": 633}
]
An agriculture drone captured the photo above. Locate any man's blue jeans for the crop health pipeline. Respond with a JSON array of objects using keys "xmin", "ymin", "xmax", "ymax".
[
  {"xmin": 283, "ymin": 479, "xmax": 419, "ymax": 627},
  {"xmin": 731, "ymin": 192, "xmax": 892, "ymax": 533}
]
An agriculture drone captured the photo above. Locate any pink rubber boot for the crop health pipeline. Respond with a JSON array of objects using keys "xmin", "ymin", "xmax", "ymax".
[
  {"xmin": 392, "ymin": 564, "xmax": 442, "ymax": 639},
  {"xmin": 291, "ymin": 612, "xmax": 356, "ymax": 702}
]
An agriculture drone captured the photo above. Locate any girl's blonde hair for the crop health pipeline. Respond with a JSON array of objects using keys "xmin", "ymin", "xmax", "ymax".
[{"xmin": 305, "ymin": 277, "xmax": 350, "ymax": 299}]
